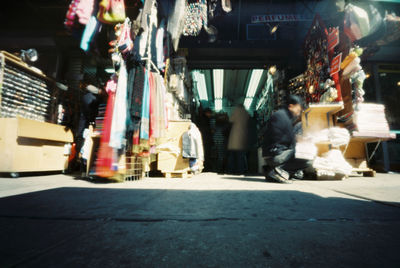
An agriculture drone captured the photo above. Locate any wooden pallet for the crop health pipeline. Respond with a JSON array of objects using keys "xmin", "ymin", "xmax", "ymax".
[
  {"xmin": 351, "ymin": 168, "xmax": 376, "ymax": 177},
  {"xmin": 162, "ymin": 171, "xmax": 193, "ymax": 179}
]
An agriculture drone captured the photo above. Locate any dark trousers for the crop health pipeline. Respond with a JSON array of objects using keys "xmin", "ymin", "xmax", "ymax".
[
  {"xmin": 227, "ymin": 150, "xmax": 248, "ymax": 174},
  {"xmin": 264, "ymin": 148, "xmax": 311, "ymax": 174}
]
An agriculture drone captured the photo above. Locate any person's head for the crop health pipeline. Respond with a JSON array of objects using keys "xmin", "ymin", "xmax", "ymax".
[
  {"xmin": 286, "ymin": 95, "xmax": 303, "ymax": 117},
  {"xmin": 204, "ymin": 108, "xmax": 212, "ymax": 117}
]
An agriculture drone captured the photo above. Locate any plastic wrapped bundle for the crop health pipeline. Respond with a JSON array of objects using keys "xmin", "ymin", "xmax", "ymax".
[{"xmin": 313, "ymin": 149, "xmax": 353, "ymax": 177}]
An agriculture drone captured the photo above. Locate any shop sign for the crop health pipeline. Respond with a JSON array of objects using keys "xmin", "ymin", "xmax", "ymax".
[
  {"xmin": 330, "ymin": 53, "xmax": 342, "ymax": 76},
  {"xmin": 328, "ymin": 27, "xmax": 339, "ymax": 51},
  {"xmin": 251, "ymin": 14, "xmax": 312, "ymax": 23}
]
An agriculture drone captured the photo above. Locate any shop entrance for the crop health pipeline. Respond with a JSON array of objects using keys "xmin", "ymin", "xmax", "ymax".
[{"xmin": 190, "ymin": 68, "xmax": 279, "ymax": 174}]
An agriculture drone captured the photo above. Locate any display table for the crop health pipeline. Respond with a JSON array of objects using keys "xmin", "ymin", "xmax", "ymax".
[
  {"xmin": 343, "ymin": 132, "xmax": 396, "ymax": 177},
  {"xmin": 302, "ymin": 103, "xmax": 396, "ymax": 177},
  {"xmin": 303, "ymin": 103, "xmax": 344, "ymax": 131},
  {"xmin": 0, "ymin": 117, "xmax": 73, "ymax": 177}
]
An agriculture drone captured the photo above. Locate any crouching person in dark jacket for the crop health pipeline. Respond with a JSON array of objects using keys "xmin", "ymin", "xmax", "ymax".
[{"xmin": 262, "ymin": 95, "xmax": 312, "ymax": 183}]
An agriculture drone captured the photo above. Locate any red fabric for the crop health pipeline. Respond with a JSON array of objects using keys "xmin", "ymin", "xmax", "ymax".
[
  {"xmin": 149, "ymin": 72, "xmax": 157, "ymax": 142},
  {"xmin": 95, "ymin": 81, "xmax": 116, "ymax": 178}
]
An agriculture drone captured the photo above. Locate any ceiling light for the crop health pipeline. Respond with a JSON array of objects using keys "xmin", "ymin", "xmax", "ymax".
[
  {"xmin": 244, "ymin": 69, "xmax": 264, "ymax": 110},
  {"xmin": 244, "ymin": 97, "xmax": 253, "ymax": 110},
  {"xmin": 397, "ymin": 81, "xmax": 400, "ymax": 86},
  {"xmin": 215, "ymin": 99, "xmax": 223, "ymax": 111},
  {"xmin": 269, "ymin": 66, "xmax": 277, "ymax": 76},
  {"xmin": 270, "ymin": 25, "xmax": 278, "ymax": 34},
  {"xmin": 256, "ymin": 96, "xmax": 266, "ymax": 110},
  {"xmin": 365, "ymin": 73, "xmax": 371, "ymax": 79},
  {"xmin": 213, "ymin": 69, "xmax": 224, "ymax": 99},
  {"xmin": 245, "ymin": 69, "xmax": 264, "ymax": 98},
  {"xmin": 192, "ymin": 71, "xmax": 208, "ymax": 101}
]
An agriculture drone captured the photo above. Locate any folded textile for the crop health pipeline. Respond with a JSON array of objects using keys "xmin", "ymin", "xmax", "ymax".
[{"xmin": 313, "ymin": 149, "xmax": 353, "ymax": 176}]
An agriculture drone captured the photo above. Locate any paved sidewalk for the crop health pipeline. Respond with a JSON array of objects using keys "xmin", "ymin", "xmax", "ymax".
[{"xmin": 0, "ymin": 172, "xmax": 399, "ymax": 267}]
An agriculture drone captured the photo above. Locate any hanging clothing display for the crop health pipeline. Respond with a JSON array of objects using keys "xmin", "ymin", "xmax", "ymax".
[{"xmin": 71, "ymin": 0, "xmax": 199, "ymax": 179}]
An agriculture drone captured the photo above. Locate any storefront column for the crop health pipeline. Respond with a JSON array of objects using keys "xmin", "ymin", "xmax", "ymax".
[{"xmin": 373, "ymin": 63, "xmax": 390, "ymax": 172}]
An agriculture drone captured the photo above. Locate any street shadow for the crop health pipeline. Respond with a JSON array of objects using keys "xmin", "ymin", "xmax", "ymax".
[
  {"xmin": 222, "ymin": 176, "xmax": 266, "ymax": 183},
  {"xmin": 0, "ymin": 187, "xmax": 399, "ymax": 267}
]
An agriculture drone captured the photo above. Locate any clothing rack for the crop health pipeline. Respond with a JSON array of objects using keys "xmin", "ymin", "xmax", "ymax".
[{"xmin": 142, "ymin": 57, "xmax": 160, "ymax": 74}]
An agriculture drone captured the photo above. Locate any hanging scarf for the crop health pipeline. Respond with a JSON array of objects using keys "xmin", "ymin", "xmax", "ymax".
[
  {"xmin": 140, "ymin": 69, "xmax": 150, "ymax": 140},
  {"xmin": 126, "ymin": 59, "xmax": 136, "ymax": 131},
  {"xmin": 80, "ymin": 16, "xmax": 100, "ymax": 51},
  {"xmin": 95, "ymin": 76, "xmax": 117, "ymax": 177},
  {"xmin": 131, "ymin": 66, "xmax": 145, "ymax": 146},
  {"xmin": 109, "ymin": 60, "xmax": 128, "ymax": 149},
  {"xmin": 156, "ymin": 19, "xmax": 166, "ymax": 70},
  {"xmin": 149, "ymin": 72, "xmax": 157, "ymax": 142}
]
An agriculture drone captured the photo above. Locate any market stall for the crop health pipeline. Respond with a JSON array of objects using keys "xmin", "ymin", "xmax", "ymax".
[{"xmin": 289, "ymin": 9, "xmax": 397, "ymax": 179}]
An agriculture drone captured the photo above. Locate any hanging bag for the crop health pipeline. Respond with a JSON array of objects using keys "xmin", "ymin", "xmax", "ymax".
[
  {"xmin": 183, "ymin": 0, "xmax": 208, "ymax": 36},
  {"xmin": 97, "ymin": 0, "xmax": 126, "ymax": 24}
]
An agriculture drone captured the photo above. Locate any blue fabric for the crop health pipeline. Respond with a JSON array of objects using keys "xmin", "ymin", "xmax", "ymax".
[
  {"xmin": 80, "ymin": 16, "xmax": 99, "ymax": 52},
  {"xmin": 140, "ymin": 70, "xmax": 150, "ymax": 140}
]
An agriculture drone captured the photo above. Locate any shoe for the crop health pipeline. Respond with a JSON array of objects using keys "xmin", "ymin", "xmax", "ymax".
[
  {"xmin": 274, "ymin": 167, "xmax": 290, "ymax": 180},
  {"xmin": 290, "ymin": 170, "xmax": 304, "ymax": 181},
  {"xmin": 265, "ymin": 169, "xmax": 292, "ymax": 184}
]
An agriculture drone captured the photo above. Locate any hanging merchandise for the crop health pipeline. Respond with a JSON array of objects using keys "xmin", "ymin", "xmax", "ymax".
[
  {"xmin": 97, "ymin": 0, "xmax": 126, "ymax": 24},
  {"xmin": 221, "ymin": 0, "xmax": 232, "ymax": 13},
  {"xmin": 135, "ymin": 0, "xmax": 158, "ymax": 60},
  {"xmin": 182, "ymin": 123, "xmax": 204, "ymax": 161},
  {"xmin": 76, "ymin": 0, "xmax": 95, "ymax": 25},
  {"xmin": 96, "ymin": 76, "xmax": 118, "ymax": 177},
  {"xmin": 319, "ymin": 78, "xmax": 338, "ymax": 104},
  {"xmin": 156, "ymin": 19, "xmax": 166, "ymax": 70},
  {"xmin": 341, "ymin": 51, "xmax": 361, "ymax": 77},
  {"xmin": 140, "ymin": 70, "xmax": 150, "ymax": 140},
  {"xmin": 183, "ymin": 0, "xmax": 208, "ymax": 36},
  {"xmin": 350, "ymin": 69, "xmax": 366, "ymax": 106},
  {"xmin": 344, "ymin": 4, "xmax": 371, "ymax": 42},
  {"xmin": 167, "ymin": 0, "xmax": 187, "ymax": 51},
  {"xmin": 156, "ymin": 74, "xmax": 168, "ymax": 137},
  {"xmin": 65, "ymin": 0, "xmax": 81, "ymax": 29},
  {"xmin": 140, "ymin": 0, "xmax": 156, "ymax": 33},
  {"xmin": 80, "ymin": 16, "xmax": 101, "ymax": 52},
  {"xmin": 149, "ymin": 72, "xmax": 156, "ymax": 143},
  {"xmin": 303, "ymin": 15, "xmax": 331, "ymax": 103},
  {"xmin": 109, "ymin": 59, "xmax": 128, "ymax": 149},
  {"xmin": 116, "ymin": 18, "xmax": 134, "ymax": 55}
]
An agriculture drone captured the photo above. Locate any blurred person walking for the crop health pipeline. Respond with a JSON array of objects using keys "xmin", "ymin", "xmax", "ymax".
[{"xmin": 227, "ymin": 104, "xmax": 250, "ymax": 174}]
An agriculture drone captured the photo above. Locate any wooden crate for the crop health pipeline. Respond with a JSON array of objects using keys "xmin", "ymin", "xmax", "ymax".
[{"xmin": 156, "ymin": 120, "xmax": 192, "ymax": 177}]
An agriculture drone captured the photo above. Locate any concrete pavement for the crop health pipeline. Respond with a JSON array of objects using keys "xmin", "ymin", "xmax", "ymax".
[{"xmin": 0, "ymin": 172, "xmax": 399, "ymax": 267}]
